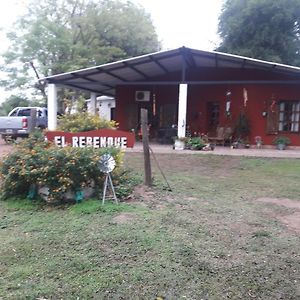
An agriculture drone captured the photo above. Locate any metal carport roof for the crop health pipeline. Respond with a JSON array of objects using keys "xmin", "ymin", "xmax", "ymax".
[{"xmin": 42, "ymin": 46, "xmax": 300, "ymax": 97}]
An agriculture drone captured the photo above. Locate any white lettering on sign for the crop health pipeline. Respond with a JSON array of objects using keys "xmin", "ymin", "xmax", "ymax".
[
  {"xmin": 54, "ymin": 136, "xmax": 61, "ymax": 146},
  {"xmin": 72, "ymin": 137, "xmax": 79, "ymax": 147},
  {"xmin": 120, "ymin": 137, "xmax": 126, "ymax": 148},
  {"xmin": 100, "ymin": 137, "xmax": 106, "ymax": 147},
  {"xmin": 107, "ymin": 137, "xmax": 113, "ymax": 147},
  {"xmin": 79, "ymin": 136, "xmax": 85, "ymax": 147},
  {"xmin": 54, "ymin": 136, "xmax": 66, "ymax": 147},
  {"xmin": 93, "ymin": 137, "xmax": 99, "ymax": 148},
  {"xmin": 53, "ymin": 136, "xmax": 128, "ymax": 148},
  {"xmin": 86, "ymin": 136, "xmax": 93, "ymax": 147}
]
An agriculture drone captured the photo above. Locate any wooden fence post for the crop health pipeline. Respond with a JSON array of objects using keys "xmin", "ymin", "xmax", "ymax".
[
  {"xmin": 141, "ymin": 108, "xmax": 152, "ymax": 186},
  {"xmin": 29, "ymin": 108, "xmax": 37, "ymax": 133}
]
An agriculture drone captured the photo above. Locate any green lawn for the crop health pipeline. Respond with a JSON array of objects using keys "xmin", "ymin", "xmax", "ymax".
[{"xmin": 1, "ymin": 154, "xmax": 300, "ymax": 299}]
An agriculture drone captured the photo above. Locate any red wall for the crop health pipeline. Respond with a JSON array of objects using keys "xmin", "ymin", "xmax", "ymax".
[
  {"xmin": 188, "ymin": 84, "xmax": 300, "ymax": 145},
  {"xmin": 115, "ymin": 72, "xmax": 300, "ymax": 146}
]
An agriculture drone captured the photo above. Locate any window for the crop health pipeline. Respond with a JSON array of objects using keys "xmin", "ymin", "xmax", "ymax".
[
  {"xmin": 17, "ymin": 109, "xmax": 31, "ymax": 117},
  {"xmin": 278, "ymin": 101, "xmax": 300, "ymax": 132}
]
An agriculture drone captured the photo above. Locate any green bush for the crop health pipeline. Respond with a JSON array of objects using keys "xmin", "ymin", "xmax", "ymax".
[
  {"xmin": 272, "ymin": 136, "xmax": 291, "ymax": 145},
  {"xmin": 57, "ymin": 112, "xmax": 117, "ymax": 132},
  {"xmin": 186, "ymin": 137, "xmax": 206, "ymax": 150},
  {"xmin": 0, "ymin": 133, "xmax": 126, "ymax": 203}
]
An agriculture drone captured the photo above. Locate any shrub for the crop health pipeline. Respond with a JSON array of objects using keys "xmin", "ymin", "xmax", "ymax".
[
  {"xmin": 57, "ymin": 112, "xmax": 117, "ymax": 132},
  {"xmin": 186, "ymin": 137, "xmax": 206, "ymax": 150},
  {"xmin": 272, "ymin": 136, "xmax": 291, "ymax": 145},
  {"xmin": 0, "ymin": 133, "xmax": 125, "ymax": 203}
]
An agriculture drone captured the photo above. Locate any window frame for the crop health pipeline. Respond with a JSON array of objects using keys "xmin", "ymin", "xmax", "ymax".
[{"xmin": 278, "ymin": 100, "xmax": 300, "ymax": 133}]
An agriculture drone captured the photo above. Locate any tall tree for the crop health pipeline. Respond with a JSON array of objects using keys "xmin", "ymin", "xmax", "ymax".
[
  {"xmin": 0, "ymin": 0, "xmax": 160, "ymax": 99},
  {"xmin": 217, "ymin": 0, "xmax": 300, "ymax": 66}
]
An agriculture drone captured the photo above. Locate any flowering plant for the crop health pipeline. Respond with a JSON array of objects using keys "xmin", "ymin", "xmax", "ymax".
[
  {"xmin": 57, "ymin": 112, "xmax": 117, "ymax": 132},
  {"xmin": 0, "ymin": 131, "xmax": 123, "ymax": 202}
]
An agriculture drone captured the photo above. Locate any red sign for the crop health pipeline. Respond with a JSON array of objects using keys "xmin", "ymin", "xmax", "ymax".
[{"xmin": 45, "ymin": 129, "xmax": 135, "ymax": 148}]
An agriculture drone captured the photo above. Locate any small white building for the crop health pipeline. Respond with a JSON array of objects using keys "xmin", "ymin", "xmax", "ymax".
[{"xmin": 86, "ymin": 96, "xmax": 115, "ymax": 121}]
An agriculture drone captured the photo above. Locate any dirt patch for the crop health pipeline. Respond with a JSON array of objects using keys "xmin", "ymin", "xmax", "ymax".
[
  {"xmin": 278, "ymin": 212, "xmax": 300, "ymax": 234},
  {"xmin": 256, "ymin": 197, "xmax": 300, "ymax": 209},
  {"xmin": 112, "ymin": 213, "xmax": 136, "ymax": 224},
  {"xmin": 256, "ymin": 197, "xmax": 300, "ymax": 234}
]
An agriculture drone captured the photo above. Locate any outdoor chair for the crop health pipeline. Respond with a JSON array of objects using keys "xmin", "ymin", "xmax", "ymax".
[
  {"xmin": 208, "ymin": 126, "xmax": 232, "ymax": 146},
  {"xmin": 208, "ymin": 126, "xmax": 225, "ymax": 145}
]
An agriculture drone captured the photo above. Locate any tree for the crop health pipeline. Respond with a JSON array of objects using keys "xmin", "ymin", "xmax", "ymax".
[
  {"xmin": 217, "ymin": 0, "xmax": 300, "ymax": 66},
  {"xmin": 1, "ymin": 0, "xmax": 160, "ymax": 100},
  {"xmin": 0, "ymin": 95, "xmax": 30, "ymax": 116}
]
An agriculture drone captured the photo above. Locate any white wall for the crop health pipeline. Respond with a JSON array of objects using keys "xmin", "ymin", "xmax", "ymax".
[{"xmin": 86, "ymin": 96, "xmax": 115, "ymax": 120}]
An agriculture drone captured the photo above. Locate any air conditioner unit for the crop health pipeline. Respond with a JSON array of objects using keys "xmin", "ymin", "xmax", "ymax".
[{"xmin": 135, "ymin": 91, "xmax": 150, "ymax": 102}]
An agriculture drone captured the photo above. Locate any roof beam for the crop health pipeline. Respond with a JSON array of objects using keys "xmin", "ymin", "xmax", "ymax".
[
  {"xmin": 184, "ymin": 48, "xmax": 197, "ymax": 67},
  {"xmin": 149, "ymin": 55, "xmax": 169, "ymax": 74},
  {"xmin": 51, "ymin": 80, "xmax": 113, "ymax": 87},
  {"xmin": 70, "ymin": 73, "xmax": 114, "ymax": 89},
  {"xmin": 64, "ymin": 83, "xmax": 103, "ymax": 94},
  {"xmin": 215, "ymin": 54, "xmax": 219, "ymax": 68},
  {"xmin": 71, "ymin": 72, "xmax": 98, "ymax": 82},
  {"xmin": 117, "ymin": 79, "xmax": 300, "ymax": 85},
  {"xmin": 241, "ymin": 59, "xmax": 247, "ymax": 69},
  {"xmin": 50, "ymin": 81, "xmax": 114, "ymax": 96},
  {"xmin": 122, "ymin": 61, "xmax": 149, "ymax": 79},
  {"xmin": 96, "ymin": 67, "xmax": 128, "ymax": 82},
  {"xmin": 180, "ymin": 47, "xmax": 193, "ymax": 69}
]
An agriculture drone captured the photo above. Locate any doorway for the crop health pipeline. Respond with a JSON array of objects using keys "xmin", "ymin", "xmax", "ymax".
[{"xmin": 207, "ymin": 102, "xmax": 220, "ymax": 133}]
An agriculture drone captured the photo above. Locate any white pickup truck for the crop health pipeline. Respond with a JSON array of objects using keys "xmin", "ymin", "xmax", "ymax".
[{"xmin": 0, "ymin": 107, "xmax": 48, "ymax": 142}]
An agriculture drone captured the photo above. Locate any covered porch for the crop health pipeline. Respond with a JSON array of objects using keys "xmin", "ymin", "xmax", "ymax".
[{"xmin": 43, "ymin": 46, "xmax": 300, "ymax": 146}]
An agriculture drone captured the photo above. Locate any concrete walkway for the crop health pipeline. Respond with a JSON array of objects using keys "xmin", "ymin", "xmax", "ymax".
[
  {"xmin": 1, "ymin": 138, "xmax": 300, "ymax": 159},
  {"xmin": 126, "ymin": 142, "xmax": 300, "ymax": 158}
]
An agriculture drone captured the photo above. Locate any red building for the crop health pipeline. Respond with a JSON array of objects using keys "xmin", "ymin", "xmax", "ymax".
[{"xmin": 44, "ymin": 47, "xmax": 300, "ymax": 146}]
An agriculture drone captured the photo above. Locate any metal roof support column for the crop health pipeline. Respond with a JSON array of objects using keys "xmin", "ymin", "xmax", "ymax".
[
  {"xmin": 177, "ymin": 83, "xmax": 188, "ymax": 138},
  {"xmin": 47, "ymin": 83, "xmax": 57, "ymax": 130},
  {"xmin": 89, "ymin": 92, "xmax": 97, "ymax": 115}
]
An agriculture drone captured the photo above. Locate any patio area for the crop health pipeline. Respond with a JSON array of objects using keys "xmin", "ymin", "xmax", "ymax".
[
  {"xmin": 1, "ymin": 137, "xmax": 300, "ymax": 158},
  {"xmin": 126, "ymin": 142, "xmax": 300, "ymax": 158}
]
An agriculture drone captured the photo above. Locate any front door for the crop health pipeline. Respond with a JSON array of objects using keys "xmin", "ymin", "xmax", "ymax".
[{"xmin": 207, "ymin": 102, "xmax": 220, "ymax": 133}]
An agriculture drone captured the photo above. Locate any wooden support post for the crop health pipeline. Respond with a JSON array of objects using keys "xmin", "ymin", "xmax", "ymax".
[{"xmin": 141, "ymin": 108, "xmax": 152, "ymax": 186}]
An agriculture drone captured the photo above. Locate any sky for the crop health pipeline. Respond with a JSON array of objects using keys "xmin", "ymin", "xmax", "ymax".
[{"xmin": 0, "ymin": 0, "xmax": 224, "ymax": 104}]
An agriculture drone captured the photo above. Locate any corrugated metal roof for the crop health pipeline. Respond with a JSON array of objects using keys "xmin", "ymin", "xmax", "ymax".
[{"xmin": 42, "ymin": 46, "xmax": 300, "ymax": 96}]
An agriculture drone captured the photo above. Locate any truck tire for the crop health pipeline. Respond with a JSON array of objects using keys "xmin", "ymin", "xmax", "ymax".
[{"xmin": 3, "ymin": 135, "xmax": 16, "ymax": 144}]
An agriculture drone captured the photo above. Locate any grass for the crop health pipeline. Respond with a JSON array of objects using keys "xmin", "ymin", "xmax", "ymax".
[{"xmin": 0, "ymin": 153, "xmax": 300, "ymax": 299}]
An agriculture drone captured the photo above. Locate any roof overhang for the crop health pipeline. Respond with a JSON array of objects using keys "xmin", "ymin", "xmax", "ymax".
[{"xmin": 41, "ymin": 46, "xmax": 300, "ymax": 97}]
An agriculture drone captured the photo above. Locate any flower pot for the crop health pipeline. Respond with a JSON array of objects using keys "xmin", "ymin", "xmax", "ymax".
[
  {"xmin": 38, "ymin": 185, "xmax": 94, "ymax": 202},
  {"xmin": 256, "ymin": 142, "xmax": 262, "ymax": 149},
  {"xmin": 174, "ymin": 139, "xmax": 185, "ymax": 150},
  {"xmin": 276, "ymin": 143, "xmax": 286, "ymax": 150}
]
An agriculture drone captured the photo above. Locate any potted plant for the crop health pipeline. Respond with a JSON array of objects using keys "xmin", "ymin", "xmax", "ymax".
[
  {"xmin": 273, "ymin": 136, "xmax": 291, "ymax": 150},
  {"xmin": 234, "ymin": 113, "xmax": 250, "ymax": 145},
  {"xmin": 186, "ymin": 137, "xmax": 205, "ymax": 150}
]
